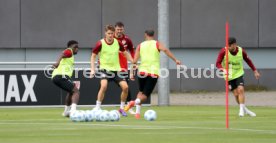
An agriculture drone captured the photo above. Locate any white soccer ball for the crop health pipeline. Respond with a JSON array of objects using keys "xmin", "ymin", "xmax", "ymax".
[
  {"xmin": 70, "ymin": 110, "xmax": 85, "ymax": 122},
  {"xmin": 93, "ymin": 109, "xmax": 103, "ymax": 122},
  {"xmin": 84, "ymin": 110, "xmax": 94, "ymax": 122},
  {"xmin": 99, "ymin": 110, "xmax": 110, "ymax": 122},
  {"xmin": 109, "ymin": 110, "xmax": 120, "ymax": 121},
  {"xmin": 144, "ymin": 110, "xmax": 157, "ymax": 121}
]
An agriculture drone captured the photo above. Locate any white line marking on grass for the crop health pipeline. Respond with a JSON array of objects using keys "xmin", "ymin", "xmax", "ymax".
[
  {"xmin": 0, "ymin": 122, "xmax": 275, "ymax": 134},
  {"xmin": 20, "ymin": 133, "xmax": 82, "ymax": 137},
  {"xmin": 46, "ymin": 133, "xmax": 82, "ymax": 136},
  {"xmin": 0, "ymin": 119, "xmax": 66, "ymax": 122}
]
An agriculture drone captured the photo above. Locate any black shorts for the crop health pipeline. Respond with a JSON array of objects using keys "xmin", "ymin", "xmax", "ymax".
[
  {"xmin": 228, "ymin": 76, "xmax": 244, "ymax": 91},
  {"xmin": 118, "ymin": 71, "xmax": 130, "ymax": 81},
  {"xmin": 52, "ymin": 75, "xmax": 75, "ymax": 93},
  {"xmin": 138, "ymin": 76, "xmax": 158, "ymax": 97},
  {"xmin": 98, "ymin": 70, "xmax": 125, "ymax": 84}
]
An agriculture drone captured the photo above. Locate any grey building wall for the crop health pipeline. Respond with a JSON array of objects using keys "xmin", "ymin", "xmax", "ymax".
[
  {"xmin": 20, "ymin": 0, "xmax": 102, "ymax": 48},
  {"xmin": 0, "ymin": 0, "xmax": 20, "ymax": 48},
  {"xmin": 1, "ymin": 0, "xmax": 276, "ymax": 48},
  {"xmin": 0, "ymin": 0, "xmax": 276, "ymax": 91}
]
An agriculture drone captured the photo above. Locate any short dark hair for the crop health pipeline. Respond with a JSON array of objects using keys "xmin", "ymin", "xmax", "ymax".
[
  {"xmin": 228, "ymin": 37, "xmax": 236, "ymax": 45},
  {"xmin": 67, "ymin": 40, "xmax": 78, "ymax": 47},
  {"xmin": 115, "ymin": 21, "xmax": 124, "ymax": 27},
  {"xmin": 145, "ymin": 30, "xmax": 154, "ymax": 37},
  {"xmin": 105, "ymin": 24, "xmax": 115, "ymax": 32}
]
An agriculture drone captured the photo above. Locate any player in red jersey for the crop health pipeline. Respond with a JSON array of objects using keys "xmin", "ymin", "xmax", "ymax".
[
  {"xmin": 114, "ymin": 22, "xmax": 136, "ymax": 114},
  {"xmin": 90, "ymin": 25, "xmax": 134, "ymax": 117},
  {"xmin": 216, "ymin": 37, "xmax": 260, "ymax": 117}
]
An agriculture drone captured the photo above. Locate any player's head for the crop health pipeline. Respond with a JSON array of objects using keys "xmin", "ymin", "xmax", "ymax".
[
  {"xmin": 144, "ymin": 30, "xmax": 155, "ymax": 40},
  {"xmin": 115, "ymin": 22, "xmax": 125, "ymax": 38},
  {"xmin": 104, "ymin": 24, "xmax": 115, "ymax": 41},
  {"xmin": 228, "ymin": 37, "xmax": 237, "ymax": 52},
  {"xmin": 67, "ymin": 40, "xmax": 79, "ymax": 55}
]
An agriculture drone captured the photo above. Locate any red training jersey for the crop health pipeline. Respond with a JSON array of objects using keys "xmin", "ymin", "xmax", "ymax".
[
  {"xmin": 216, "ymin": 47, "xmax": 256, "ymax": 71},
  {"xmin": 115, "ymin": 34, "xmax": 135, "ymax": 72},
  {"xmin": 92, "ymin": 39, "xmax": 125, "ymax": 68}
]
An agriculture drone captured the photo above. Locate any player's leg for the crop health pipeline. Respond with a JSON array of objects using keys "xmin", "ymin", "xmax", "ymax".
[
  {"xmin": 126, "ymin": 90, "xmax": 135, "ymax": 114},
  {"xmin": 237, "ymin": 86, "xmax": 245, "ymax": 104},
  {"xmin": 67, "ymin": 81, "xmax": 80, "ymax": 114},
  {"xmin": 236, "ymin": 86, "xmax": 245, "ymax": 117},
  {"xmin": 229, "ymin": 77, "xmax": 244, "ymax": 116},
  {"xmin": 52, "ymin": 75, "xmax": 79, "ymax": 116},
  {"xmin": 234, "ymin": 76, "xmax": 255, "ymax": 117},
  {"xmin": 63, "ymin": 93, "xmax": 72, "ymax": 116},
  {"xmin": 123, "ymin": 72, "xmax": 132, "ymax": 103},
  {"xmin": 117, "ymin": 80, "xmax": 129, "ymax": 116},
  {"xmin": 135, "ymin": 76, "xmax": 158, "ymax": 119},
  {"xmin": 232, "ymin": 88, "xmax": 244, "ymax": 117},
  {"xmin": 94, "ymin": 79, "xmax": 108, "ymax": 110},
  {"xmin": 65, "ymin": 93, "xmax": 73, "ymax": 106},
  {"xmin": 236, "ymin": 86, "xmax": 256, "ymax": 117},
  {"xmin": 139, "ymin": 76, "xmax": 158, "ymax": 104},
  {"xmin": 62, "ymin": 76, "xmax": 79, "ymax": 113},
  {"xmin": 70, "ymin": 85, "xmax": 80, "ymax": 112},
  {"xmin": 232, "ymin": 89, "xmax": 240, "ymax": 104},
  {"xmin": 125, "ymin": 74, "xmax": 135, "ymax": 114},
  {"xmin": 237, "ymin": 77, "xmax": 256, "ymax": 117},
  {"xmin": 124, "ymin": 76, "xmax": 146, "ymax": 117}
]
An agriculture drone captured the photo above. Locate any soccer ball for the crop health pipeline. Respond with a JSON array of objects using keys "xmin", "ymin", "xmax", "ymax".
[
  {"xmin": 109, "ymin": 110, "xmax": 120, "ymax": 121},
  {"xmin": 144, "ymin": 110, "xmax": 157, "ymax": 121},
  {"xmin": 93, "ymin": 109, "xmax": 103, "ymax": 122},
  {"xmin": 84, "ymin": 110, "xmax": 94, "ymax": 122},
  {"xmin": 99, "ymin": 110, "xmax": 110, "ymax": 122},
  {"xmin": 70, "ymin": 110, "xmax": 85, "ymax": 122}
]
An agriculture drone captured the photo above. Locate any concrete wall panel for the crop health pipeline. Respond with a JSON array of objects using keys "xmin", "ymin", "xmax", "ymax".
[
  {"xmin": 0, "ymin": 0, "xmax": 20, "ymax": 48},
  {"xmin": 259, "ymin": 0, "xmax": 276, "ymax": 47},
  {"xmin": 21, "ymin": 0, "xmax": 101, "ymax": 48},
  {"xmin": 181, "ymin": 0, "xmax": 258, "ymax": 48},
  {"xmin": 102, "ymin": 0, "xmax": 158, "ymax": 46}
]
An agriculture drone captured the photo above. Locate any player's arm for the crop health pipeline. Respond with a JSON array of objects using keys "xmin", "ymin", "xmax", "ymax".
[
  {"xmin": 158, "ymin": 42, "xmax": 181, "ymax": 65},
  {"xmin": 121, "ymin": 47, "xmax": 136, "ymax": 80},
  {"xmin": 127, "ymin": 38, "xmax": 135, "ymax": 58},
  {"xmin": 242, "ymin": 49, "xmax": 260, "ymax": 79},
  {"xmin": 123, "ymin": 51, "xmax": 133, "ymax": 63},
  {"xmin": 90, "ymin": 53, "xmax": 97, "ymax": 78},
  {"xmin": 90, "ymin": 41, "xmax": 101, "ymax": 78},
  {"xmin": 215, "ymin": 48, "xmax": 225, "ymax": 71},
  {"xmin": 53, "ymin": 49, "xmax": 72, "ymax": 68},
  {"xmin": 133, "ymin": 45, "xmax": 140, "ymax": 64},
  {"xmin": 119, "ymin": 41, "xmax": 133, "ymax": 63},
  {"xmin": 129, "ymin": 45, "xmax": 141, "ymax": 80}
]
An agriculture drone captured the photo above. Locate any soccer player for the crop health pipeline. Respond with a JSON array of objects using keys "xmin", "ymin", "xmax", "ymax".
[
  {"xmin": 216, "ymin": 37, "xmax": 260, "ymax": 117},
  {"xmin": 52, "ymin": 40, "xmax": 80, "ymax": 117},
  {"xmin": 114, "ymin": 22, "xmax": 136, "ymax": 115},
  {"xmin": 124, "ymin": 30, "xmax": 181, "ymax": 119},
  {"xmin": 90, "ymin": 25, "xmax": 134, "ymax": 116}
]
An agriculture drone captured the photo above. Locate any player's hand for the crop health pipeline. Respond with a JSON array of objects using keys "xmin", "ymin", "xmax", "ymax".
[
  {"xmin": 254, "ymin": 70, "xmax": 260, "ymax": 80},
  {"xmin": 132, "ymin": 64, "xmax": 138, "ymax": 70},
  {"xmin": 175, "ymin": 59, "xmax": 181, "ymax": 65},
  {"xmin": 90, "ymin": 70, "xmax": 95, "ymax": 78}
]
